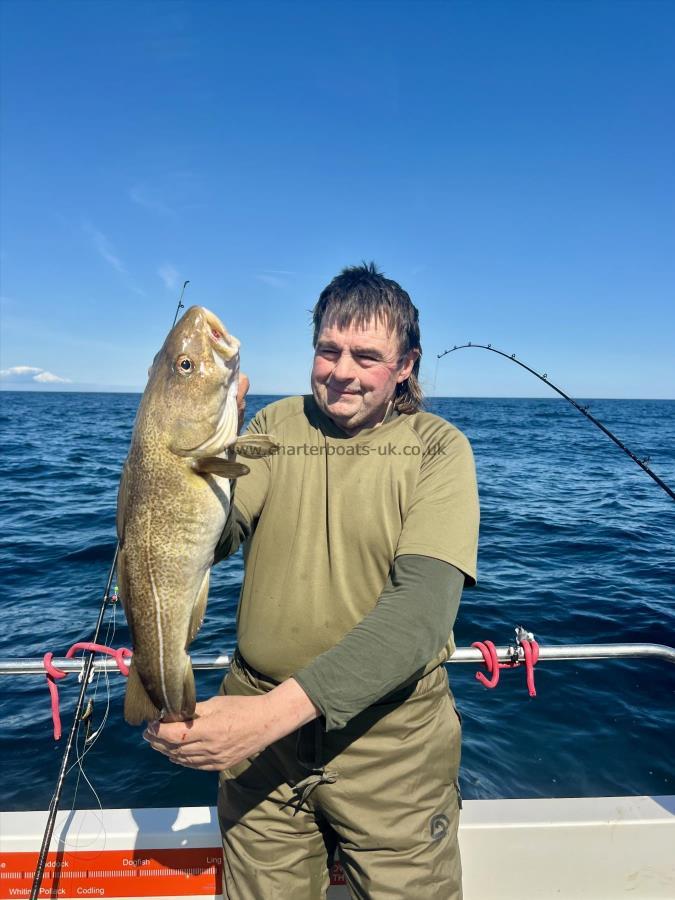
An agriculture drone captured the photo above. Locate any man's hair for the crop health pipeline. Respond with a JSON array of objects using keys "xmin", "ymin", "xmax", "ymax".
[{"xmin": 311, "ymin": 262, "xmax": 423, "ymax": 413}]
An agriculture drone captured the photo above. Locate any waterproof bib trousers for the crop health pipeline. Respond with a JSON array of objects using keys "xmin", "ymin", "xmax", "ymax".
[{"xmin": 217, "ymin": 653, "xmax": 463, "ymax": 900}]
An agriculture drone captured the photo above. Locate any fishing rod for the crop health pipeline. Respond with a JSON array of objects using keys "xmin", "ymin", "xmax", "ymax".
[
  {"xmin": 30, "ymin": 547, "xmax": 118, "ymax": 900},
  {"xmin": 31, "ymin": 287, "xmax": 192, "ymax": 899},
  {"xmin": 172, "ymin": 280, "xmax": 190, "ymax": 327},
  {"xmin": 437, "ymin": 343, "xmax": 675, "ymax": 502}
]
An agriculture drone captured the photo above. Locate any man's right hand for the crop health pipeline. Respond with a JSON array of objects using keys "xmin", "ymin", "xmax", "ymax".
[{"xmin": 237, "ymin": 373, "xmax": 250, "ymax": 433}]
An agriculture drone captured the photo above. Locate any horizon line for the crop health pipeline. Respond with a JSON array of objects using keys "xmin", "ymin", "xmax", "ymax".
[{"xmin": 1, "ymin": 388, "xmax": 673, "ymax": 402}]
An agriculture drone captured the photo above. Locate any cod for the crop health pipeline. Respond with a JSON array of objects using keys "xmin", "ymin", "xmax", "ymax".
[{"xmin": 116, "ymin": 306, "xmax": 276, "ymax": 725}]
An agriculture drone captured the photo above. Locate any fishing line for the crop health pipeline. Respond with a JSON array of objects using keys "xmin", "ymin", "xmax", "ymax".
[
  {"xmin": 59, "ymin": 710, "xmax": 107, "ymax": 854},
  {"xmin": 81, "ymin": 590, "xmax": 118, "ymax": 748},
  {"xmin": 30, "ymin": 547, "xmax": 119, "ymax": 899},
  {"xmin": 431, "ymin": 356, "xmax": 440, "ymax": 398},
  {"xmin": 55, "ymin": 592, "xmax": 119, "ymax": 787},
  {"xmin": 63, "ymin": 599, "xmax": 117, "ymax": 817},
  {"xmin": 437, "ymin": 342, "xmax": 675, "ymax": 502}
]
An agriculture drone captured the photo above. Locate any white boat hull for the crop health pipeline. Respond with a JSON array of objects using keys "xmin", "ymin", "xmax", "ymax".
[{"xmin": 1, "ymin": 797, "xmax": 673, "ymax": 898}]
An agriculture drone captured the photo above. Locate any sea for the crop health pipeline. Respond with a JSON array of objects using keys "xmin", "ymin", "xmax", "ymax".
[{"xmin": 1, "ymin": 391, "xmax": 673, "ymax": 813}]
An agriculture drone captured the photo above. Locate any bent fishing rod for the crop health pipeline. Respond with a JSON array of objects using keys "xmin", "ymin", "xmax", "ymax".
[
  {"xmin": 30, "ymin": 281, "xmax": 191, "ymax": 900},
  {"xmin": 437, "ymin": 343, "xmax": 674, "ymax": 502}
]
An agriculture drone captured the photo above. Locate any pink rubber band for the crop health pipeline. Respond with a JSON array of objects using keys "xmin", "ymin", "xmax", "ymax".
[{"xmin": 43, "ymin": 643, "xmax": 132, "ymax": 740}]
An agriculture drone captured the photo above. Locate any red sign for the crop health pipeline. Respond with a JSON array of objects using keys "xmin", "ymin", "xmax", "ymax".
[
  {"xmin": 0, "ymin": 848, "xmax": 222, "ymax": 899},
  {"xmin": 0, "ymin": 849, "xmax": 347, "ymax": 898}
]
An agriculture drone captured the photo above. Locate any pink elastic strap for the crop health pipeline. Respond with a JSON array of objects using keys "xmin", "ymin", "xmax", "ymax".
[
  {"xmin": 43, "ymin": 652, "xmax": 68, "ymax": 741},
  {"xmin": 471, "ymin": 640, "xmax": 500, "ymax": 688},
  {"xmin": 520, "ymin": 638, "xmax": 540, "ymax": 697},
  {"xmin": 65, "ymin": 642, "xmax": 132, "ymax": 676},
  {"xmin": 472, "ymin": 638, "xmax": 540, "ymax": 697},
  {"xmin": 43, "ymin": 643, "xmax": 132, "ymax": 740}
]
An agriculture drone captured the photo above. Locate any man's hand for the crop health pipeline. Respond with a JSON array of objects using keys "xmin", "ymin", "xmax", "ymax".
[
  {"xmin": 237, "ymin": 373, "xmax": 250, "ymax": 433},
  {"xmin": 143, "ymin": 677, "xmax": 320, "ymax": 771},
  {"xmin": 143, "ymin": 694, "xmax": 271, "ymax": 771}
]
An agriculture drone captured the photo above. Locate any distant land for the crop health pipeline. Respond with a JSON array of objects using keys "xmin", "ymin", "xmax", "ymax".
[{"xmin": 0, "ymin": 382, "xmax": 144, "ymax": 393}]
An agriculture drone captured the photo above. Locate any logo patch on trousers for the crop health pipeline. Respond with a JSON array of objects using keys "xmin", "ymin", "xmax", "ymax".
[{"xmin": 429, "ymin": 813, "xmax": 450, "ymax": 842}]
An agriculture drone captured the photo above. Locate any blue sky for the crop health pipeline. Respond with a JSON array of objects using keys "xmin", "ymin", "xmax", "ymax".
[{"xmin": 1, "ymin": 0, "xmax": 673, "ymax": 398}]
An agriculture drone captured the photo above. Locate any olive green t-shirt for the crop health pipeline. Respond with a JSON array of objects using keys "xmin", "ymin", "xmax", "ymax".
[{"xmin": 223, "ymin": 395, "xmax": 479, "ymax": 682}]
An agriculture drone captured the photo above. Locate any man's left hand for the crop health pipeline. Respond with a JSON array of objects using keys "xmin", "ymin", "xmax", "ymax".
[
  {"xmin": 143, "ymin": 694, "xmax": 269, "ymax": 772},
  {"xmin": 142, "ymin": 677, "xmax": 321, "ymax": 771}
]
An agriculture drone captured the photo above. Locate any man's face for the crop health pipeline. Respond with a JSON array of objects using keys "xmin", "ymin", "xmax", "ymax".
[{"xmin": 311, "ymin": 315, "xmax": 418, "ymax": 435}]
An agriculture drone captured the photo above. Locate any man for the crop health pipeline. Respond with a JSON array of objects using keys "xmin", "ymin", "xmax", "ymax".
[{"xmin": 145, "ymin": 263, "xmax": 479, "ymax": 898}]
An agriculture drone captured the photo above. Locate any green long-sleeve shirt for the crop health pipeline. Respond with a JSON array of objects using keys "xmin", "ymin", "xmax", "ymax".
[
  {"xmin": 216, "ymin": 505, "xmax": 463, "ymax": 728},
  {"xmin": 292, "ymin": 554, "xmax": 464, "ymax": 729},
  {"xmin": 214, "ymin": 396, "xmax": 478, "ymax": 728}
]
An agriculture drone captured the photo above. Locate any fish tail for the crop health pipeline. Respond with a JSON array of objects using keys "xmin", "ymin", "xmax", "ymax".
[{"xmin": 124, "ymin": 661, "xmax": 161, "ymax": 725}]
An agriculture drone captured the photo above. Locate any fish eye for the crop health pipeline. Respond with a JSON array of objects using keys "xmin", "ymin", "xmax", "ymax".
[{"xmin": 177, "ymin": 355, "xmax": 194, "ymax": 375}]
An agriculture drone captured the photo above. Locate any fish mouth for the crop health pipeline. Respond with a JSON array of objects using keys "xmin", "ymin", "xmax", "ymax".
[{"xmin": 204, "ymin": 310, "xmax": 239, "ymax": 361}]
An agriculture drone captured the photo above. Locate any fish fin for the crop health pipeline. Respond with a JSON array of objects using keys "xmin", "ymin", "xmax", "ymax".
[
  {"xmin": 233, "ymin": 434, "xmax": 280, "ymax": 459},
  {"xmin": 124, "ymin": 662, "xmax": 160, "ymax": 725},
  {"xmin": 116, "ymin": 462, "xmax": 130, "ymax": 539},
  {"xmin": 181, "ymin": 660, "xmax": 197, "ymax": 720},
  {"xmin": 116, "ymin": 548, "xmax": 136, "ymax": 643},
  {"xmin": 187, "ymin": 571, "xmax": 210, "ymax": 647},
  {"xmin": 195, "ymin": 457, "xmax": 250, "ymax": 478},
  {"xmin": 160, "ymin": 709, "xmax": 200, "ymax": 724}
]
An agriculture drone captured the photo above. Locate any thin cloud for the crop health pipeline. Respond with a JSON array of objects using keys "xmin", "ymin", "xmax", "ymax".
[
  {"xmin": 158, "ymin": 263, "xmax": 180, "ymax": 291},
  {"xmin": 0, "ymin": 366, "xmax": 71, "ymax": 383},
  {"xmin": 33, "ymin": 371, "xmax": 71, "ymax": 383},
  {"xmin": 129, "ymin": 184, "xmax": 175, "ymax": 217},
  {"xmin": 82, "ymin": 222, "xmax": 145, "ymax": 296},
  {"xmin": 0, "ymin": 365, "xmax": 43, "ymax": 376},
  {"xmin": 255, "ymin": 270, "xmax": 295, "ymax": 289},
  {"xmin": 84, "ymin": 223, "xmax": 126, "ymax": 273}
]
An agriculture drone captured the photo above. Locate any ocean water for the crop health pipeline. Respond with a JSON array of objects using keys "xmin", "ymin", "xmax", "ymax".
[{"xmin": 0, "ymin": 391, "xmax": 673, "ymax": 813}]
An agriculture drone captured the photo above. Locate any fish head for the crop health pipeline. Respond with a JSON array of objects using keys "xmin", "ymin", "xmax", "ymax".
[{"xmin": 144, "ymin": 305, "xmax": 241, "ymax": 457}]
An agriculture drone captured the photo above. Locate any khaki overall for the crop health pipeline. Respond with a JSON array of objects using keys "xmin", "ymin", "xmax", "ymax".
[{"xmin": 218, "ymin": 652, "xmax": 463, "ymax": 900}]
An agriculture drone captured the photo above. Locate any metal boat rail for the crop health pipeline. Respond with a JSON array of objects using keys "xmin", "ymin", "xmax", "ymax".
[{"xmin": 2, "ymin": 641, "xmax": 673, "ymax": 675}]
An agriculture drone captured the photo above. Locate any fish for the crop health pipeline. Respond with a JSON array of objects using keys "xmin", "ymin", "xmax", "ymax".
[{"xmin": 116, "ymin": 305, "xmax": 277, "ymax": 725}]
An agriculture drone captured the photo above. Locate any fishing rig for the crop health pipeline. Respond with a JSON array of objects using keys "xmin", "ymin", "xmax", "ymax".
[
  {"xmin": 27, "ymin": 549, "xmax": 119, "ymax": 899},
  {"xmin": 436, "ymin": 343, "xmax": 675, "ymax": 502}
]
